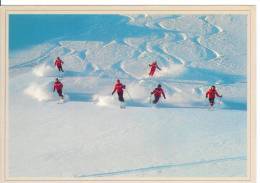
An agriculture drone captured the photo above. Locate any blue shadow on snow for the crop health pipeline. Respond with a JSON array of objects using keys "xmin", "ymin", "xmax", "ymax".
[
  {"xmin": 9, "ymin": 14, "xmax": 165, "ymax": 51},
  {"xmin": 66, "ymin": 92, "xmax": 92, "ymax": 102}
]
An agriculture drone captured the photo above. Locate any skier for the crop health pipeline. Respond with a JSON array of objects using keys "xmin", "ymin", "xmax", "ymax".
[
  {"xmin": 151, "ymin": 84, "xmax": 166, "ymax": 104},
  {"xmin": 112, "ymin": 79, "xmax": 126, "ymax": 106},
  {"xmin": 53, "ymin": 78, "xmax": 64, "ymax": 100},
  {"xmin": 206, "ymin": 85, "xmax": 222, "ymax": 107},
  {"xmin": 149, "ymin": 61, "xmax": 161, "ymax": 77},
  {"xmin": 54, "ymin": 57, "xmax": 64, "ymax": 72}
]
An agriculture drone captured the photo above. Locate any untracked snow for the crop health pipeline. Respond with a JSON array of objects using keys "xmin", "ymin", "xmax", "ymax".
[{"xmin": 8, "ymin": 14, "xmax": 247, "ymax": 177}]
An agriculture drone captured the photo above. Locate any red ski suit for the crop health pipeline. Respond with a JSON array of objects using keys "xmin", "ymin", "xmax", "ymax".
[
  {"xmin": 53, "ymin": 81, "xmax": 63, "ymax": 91},
  {"xmin": 53, "ymin": 81, "xmax": 64, "ymax": 97},
  {"xmin": 206, "ymin": 88, "xmax": 221, "ymax": 99},
  {"xmin": 55, "ymin": 58, "xmax": 64, "ymax": 68},
  {"xmin": 151, "ymin": 87, "xmax": 166, "ymax": 98},
  {"xmin": 112, "ymin": 82, "xmax": 125, "ymax": 94},
  {"xmin": 149, "ymin": 62, "xmax": 161, "ymax": 76}
]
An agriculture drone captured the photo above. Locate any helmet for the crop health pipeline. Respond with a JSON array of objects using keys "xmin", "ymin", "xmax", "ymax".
[
  {"xmin": 56, "ymin": 78, "xmax": 59, "ymax": 81},
  {"xmin": 158, "ymin": 84, "xmax": 161, "ymax": 88},
  {"xmin": 117, "ymin": 79, "xmax": 120, "ymax": 83}
]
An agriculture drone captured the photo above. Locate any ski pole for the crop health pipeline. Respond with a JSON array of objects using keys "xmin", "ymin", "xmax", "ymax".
[
  {"xmin": 218, "ymin": 96, "xmax": 223, "ymax": 105},
  {"xmin": 125, "ymin": 89, "xmax": 134, "ymax": 103},
  {"xmin": 205, "ymin": 97, "xmax": 209, "ymax": 106},
  {"xmin": 204, "ymin": 97, "xmax": 212, "ymax": 109}
]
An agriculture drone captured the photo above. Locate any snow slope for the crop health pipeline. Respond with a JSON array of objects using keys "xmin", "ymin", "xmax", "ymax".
[{"xmin": 8, "ymin": 14, "xmax": 247, "ymax": 177}]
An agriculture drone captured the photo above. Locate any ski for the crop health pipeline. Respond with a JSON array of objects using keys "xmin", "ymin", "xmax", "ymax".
[
  {"xmin": 208, "ymin": 105, "xmax": 215, "ymax": 110},
  {"xmin": 120, "ymin": 102, "xmax": 126, "ymax": 109},
  {"xmin": 57, "ymin": 98, "xmax": 65, "ymax": 104},
  {"xmin": 57, "ymin": 96, "xmax": 68, "ymax": 104}
]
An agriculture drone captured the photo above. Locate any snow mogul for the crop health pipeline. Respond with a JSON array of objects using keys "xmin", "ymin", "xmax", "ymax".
[
  {"xmin": 112, "ymin": 79, "xmax": 126, "ymax": 104},
  {"xmin": 151, "ymin": 84, "xmax": 166, "ymax": 104},
  {"xmin": 149, "ymin": 61, "xmax": 161, "ymax": 77},
  {"xmin": 54, "ymin": 57, "xmax": 64, "ymax": 72},
  {"xmin": 206, "ymin": 85, "xmax": 222, "ymax": 107},
  {"xmin": 53, "ymin": 78, "xmax": 64, "ymax": 100}
]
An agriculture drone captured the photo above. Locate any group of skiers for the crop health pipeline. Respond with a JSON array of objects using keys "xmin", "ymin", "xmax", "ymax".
[
  {"xmin": 53, "ymin": 57, "xmax": 64, "ymax": 100},
  {"xmin": 52, "ymin": 57, "xmax": 222, "ymax": 108}
]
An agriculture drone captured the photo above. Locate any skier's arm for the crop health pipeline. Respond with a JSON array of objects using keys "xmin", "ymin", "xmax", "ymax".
[
  {"xmin": 206, "ymin": 91, "xmax": 209, "ymax": 98},
  {"xmin": 216, "ymin": 90, "xmax": 222, "ymax": 97},
  {"xmin": 112, "ymin": 86, "xmax": 116, "ymax": 95},
  {"xmin": 150, "ymin": 90, "xmax": 155, "ymax": 95},
  {"xmin": 54, "ymin": 60, "xmax": 57, "ymax": 66},
  {"xmin": 53, "ymin": 85, "xmax": 56, "ymax": 92}
]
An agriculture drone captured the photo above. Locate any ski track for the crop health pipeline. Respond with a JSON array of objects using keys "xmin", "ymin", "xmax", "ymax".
[
  {"xmin": 127, "ymin": 15, "xmax": 181, "ymax": 30},
  {"xmin": 158, "ymin": 22, "xmax": 175, "ymax": 32},
  {"xmin": 157, "ymin": 23, "xmax": 188, "ymax": 43},
  {"xmin": 156, "ymin": 16, "xmax": 223, "ymax": 63},
  {"xmin": 119, "ymin": 64, "xmax": 139, "ymax": 80},
  {"xmin": 145, "ymin": 43, "xmax": 170, "ymax": 66},
  {"xmin": 9, "ymin": 45, "xmax": 61, "ymax": 70},
  {"xmin": 123, "ymin": 40, "xmax": 146, "ymax": 59},
  {"xmin": 77, "ymin": 156, "xmax": 246, "ymax": 177},
  {"xmin": 190, "ymin": 36, "xmax": 220, "ymax": 62},
  {"xmin": 195, "ymin": 16, "xmax": 223, "ymax": 62},
  {"xmin": 199, "ymin": 16, "xmax": 223, "ymax": 35},
  {"xmin": 112, "ymin": 61, "xmax": 137, "ymax": 80},
  {"xmin": 157, "ymin": 44, "xmax": 186, "ymax": 65}
]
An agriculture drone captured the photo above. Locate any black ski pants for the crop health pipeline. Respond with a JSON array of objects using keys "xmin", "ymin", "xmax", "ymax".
[
  {"xmin": 153, "ymin": 96, "xmax": 160, "ymax": 104},
  {"xmin": 117, "ymin": 92, "xmax": 124, "ymax": 102}
]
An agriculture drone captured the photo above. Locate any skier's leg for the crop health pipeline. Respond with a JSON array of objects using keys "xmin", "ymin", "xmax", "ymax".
[
  {"xmin": 149, "ymin": 68, "xmax": 155, "ymax": 77},
  {"xmin": 153, "ymin": 96, "xmax": 160, "ymax": 104},
  {"xmin": 118, "ymin": 92, "xmax": 124, "ymax": 102},
  {"xmin": 149, "ymin": 71, "xmax": 152, "ymax": 77},
  {"xmin": 209, "ymin": 98, "xmax": 214, "ymax": 106},
  {"xmin": 212, "ymin": 98, "xmax": 215, "ymax": 106},
  {"xmin": 118, "ymin": 92, "xmax": 125, "ymax": 108},
  {"xmin": 151, "ymin": 70, "xmax": 155, "ymax": 77},
  {"xmin": 58, "ymin": 90, "xmax": 64, "ymax": 99},
  {"xmin": 61, "ymin": 66, "xmax": 64, "ymax": 72}
]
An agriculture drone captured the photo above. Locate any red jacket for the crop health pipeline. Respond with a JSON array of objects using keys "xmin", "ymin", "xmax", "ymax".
[
  {"xmin": 53, "ymin": 81, "xmax": 63, "ymax": 91},
  {"xmin": 55, "ymin": 58, "xmax": 64, "ymax": 67},
  {"xmin": 151, "ymin": 87, "xmax": 166, "ymax": 98},
  {"xmin": 112, "ymin": 82, "xmax": 125, "ymax": 94},
  {"xmin": 206, "ymin": 88, "xmax": 221, "ymax": 99},
  {"xmin": 149, "ymin": 62, "xmax": 161, "ymax": 71}
]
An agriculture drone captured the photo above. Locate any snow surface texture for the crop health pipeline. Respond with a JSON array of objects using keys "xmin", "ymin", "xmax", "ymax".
[{"xmin": 9, "ymin": 14, "xmax": 247, "ymax": 177}]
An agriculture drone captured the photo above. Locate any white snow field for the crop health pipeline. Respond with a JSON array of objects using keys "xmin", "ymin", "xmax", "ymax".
[{"xmin": 8, "ymin": 14, "xmax": 247, "ymax": 177}]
